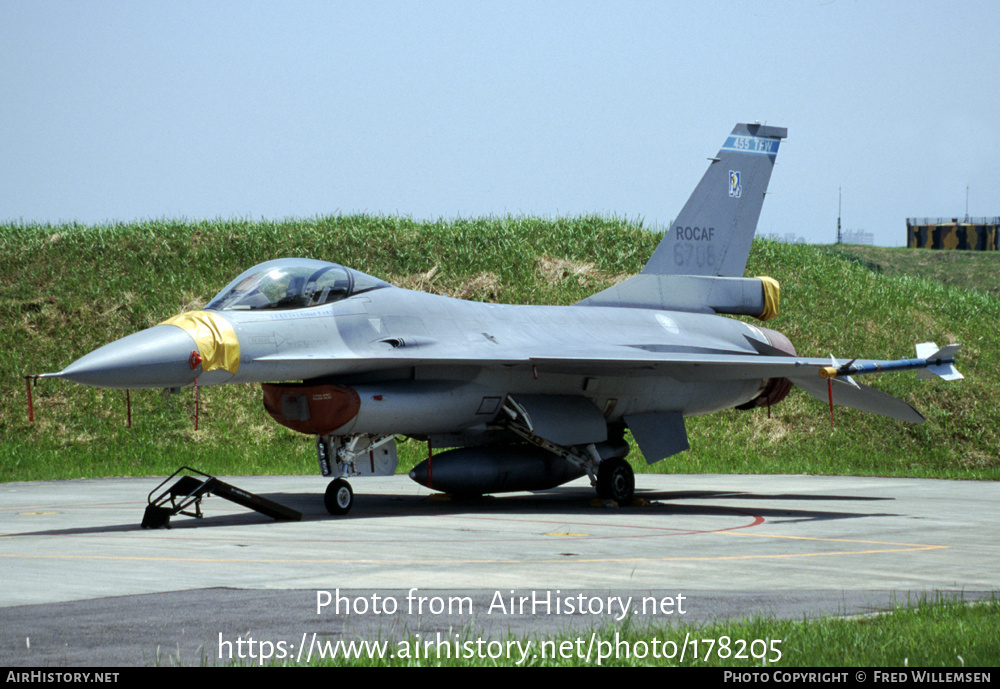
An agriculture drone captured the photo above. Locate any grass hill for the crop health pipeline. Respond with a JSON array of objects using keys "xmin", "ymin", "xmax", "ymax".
[
  {"xmin": 832, "ymin": 243, "xmax": 1000, "ymax": 300},
  {"xmin": 2, "ymin": 217, "xmax": 997, "ymax": 482}
]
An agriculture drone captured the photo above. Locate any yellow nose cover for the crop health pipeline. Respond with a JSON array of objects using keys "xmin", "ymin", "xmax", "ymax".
[{"xmin": 159, "ymin": 311, "xmax": 241, "ymax": 374}]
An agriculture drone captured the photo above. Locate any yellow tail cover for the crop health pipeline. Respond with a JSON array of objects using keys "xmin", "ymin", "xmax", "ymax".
[
  {"xmin": 159, "ymin": 311, "xmax": 241, "ymax": 374},
  {"xmin": 757, "ymin": 276, "xmax": 780, "ymax": 321}
]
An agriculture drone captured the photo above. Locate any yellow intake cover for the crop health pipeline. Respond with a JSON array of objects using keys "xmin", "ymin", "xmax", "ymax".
[{"xmin": 159, "ymin": 311, "xmax": 241, "ymax": 374}]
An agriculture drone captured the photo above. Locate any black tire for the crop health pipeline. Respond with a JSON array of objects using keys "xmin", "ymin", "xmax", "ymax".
[
  {"xmin": 596, "ymin": 458, "xmax": 635, "ymax": 503},
  {"xmin": 324, "ymin": 478, "xmax": 354, "ymax": 516}
]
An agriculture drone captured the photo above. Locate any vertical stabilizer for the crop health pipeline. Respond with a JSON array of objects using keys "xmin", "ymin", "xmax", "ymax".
[{"xmin": 643, "ymin": 123, "xmax": 786, "ymax": 277}]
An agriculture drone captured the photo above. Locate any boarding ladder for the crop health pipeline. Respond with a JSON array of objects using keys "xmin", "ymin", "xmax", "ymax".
[{"xmin": 141, "ymin": 466, "xmax": 302, "ymax": 528}]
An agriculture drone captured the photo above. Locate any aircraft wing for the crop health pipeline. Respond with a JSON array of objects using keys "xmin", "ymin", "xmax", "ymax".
[
  {"xmin": 527, "ymin": 350, "xmax": 833, "ymax": 377},
  {"xmin": 526, "ymin": 347, "xmax": 951, "ymax": 424},
  {"xmin": 256, "ymin": 343, "xmax": 829, "ymax": 377},
  {"xmin": 532, "ymin": 343, "xmax": 962, "ymax": 424},
  {"xmin": 256, "ymin": 340, "xmax": 954, "ymax": 426}
]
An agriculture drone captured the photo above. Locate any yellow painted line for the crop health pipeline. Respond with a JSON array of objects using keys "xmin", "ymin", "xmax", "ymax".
[
  {"xmin": 719, "ymin": 530, "xmax": 950, "ymax": 548},
  {"xmin": 545, "ymin": 532, "xmax": 588, "ymax": 537},
  {"xmin": 0, "ymin": 502, "xmax": 135, "ymax": 512},
  {"xmin": 0, "ymin": 543, "xmax": 947, "ymax": 566},
  {"xmin": 18, "ymin": 512, "xmax": 59, "ymax": 516}
]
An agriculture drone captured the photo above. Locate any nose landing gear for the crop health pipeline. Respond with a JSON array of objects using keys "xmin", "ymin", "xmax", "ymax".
[{"xmin": 324, "ymin": 478, "xmax": 354, "ymax": 516}]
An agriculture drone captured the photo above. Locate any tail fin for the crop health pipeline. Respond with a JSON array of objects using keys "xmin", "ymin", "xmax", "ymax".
[
  {"xmin": 915, "ymin": 342, "xmax": 964, "ymax": 381},
  {"xmin": 643, "ymin": 123, "xmax": 787, "ymax": 277}
]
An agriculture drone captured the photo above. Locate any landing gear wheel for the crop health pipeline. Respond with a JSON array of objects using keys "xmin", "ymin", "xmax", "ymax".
[
  {"xmin": 324, "ymin": 478, "xmax": 354, "ymax": 516},
  {"xmin": 596, "ymin": 458, "xmax": 635, "ymax": 503}
]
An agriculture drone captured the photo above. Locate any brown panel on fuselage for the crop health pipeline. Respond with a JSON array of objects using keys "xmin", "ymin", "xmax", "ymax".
[{"xmin": 261, "ymin": 383, "xmax": 361, "ymax": 435}]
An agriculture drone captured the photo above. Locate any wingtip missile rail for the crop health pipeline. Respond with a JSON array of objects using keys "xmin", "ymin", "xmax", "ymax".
[{"xmin": 818, "ymin": 342, "xmax": 963, "ymax": 382}]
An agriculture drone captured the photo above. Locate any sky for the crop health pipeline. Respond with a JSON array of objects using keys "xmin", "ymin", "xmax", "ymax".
[{"xmin": 2, "ymin": 1, "xmax": 998, "ymax": 246}]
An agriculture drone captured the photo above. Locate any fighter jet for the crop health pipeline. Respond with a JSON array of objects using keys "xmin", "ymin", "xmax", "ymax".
[{"xmin": 39, "ymin": 124, "xmax": 962, "ymax": 515}]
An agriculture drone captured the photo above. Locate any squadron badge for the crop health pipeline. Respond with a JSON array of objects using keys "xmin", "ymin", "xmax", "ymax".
[{"xmin": 729, "ymin": 170, "xmax": 742, "ymax": 198}]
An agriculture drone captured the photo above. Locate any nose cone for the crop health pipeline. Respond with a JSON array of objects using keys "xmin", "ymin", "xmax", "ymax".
[{"xmin": 58, "ymin": 325, "xmax": 201, "ymax": 389}]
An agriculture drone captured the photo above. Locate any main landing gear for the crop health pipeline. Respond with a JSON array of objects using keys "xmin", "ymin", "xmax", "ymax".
[
  {"xmin": 595, "ymin": 457, "xmax": 635, "ymax": 503},
  {"xmin": 500, "ymin": 401, "xmax": 637, "ymax": 504}
]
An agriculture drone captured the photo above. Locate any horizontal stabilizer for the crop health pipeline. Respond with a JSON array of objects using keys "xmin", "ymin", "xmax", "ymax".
[{"xmin": 792, "ymin": 375, "xmax": 925, "ymax": 424}]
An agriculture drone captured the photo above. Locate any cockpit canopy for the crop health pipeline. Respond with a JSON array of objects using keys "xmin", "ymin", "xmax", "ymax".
[{"xmin": 206, "ymin": 258, "xmax": 389, "ymax": 312}]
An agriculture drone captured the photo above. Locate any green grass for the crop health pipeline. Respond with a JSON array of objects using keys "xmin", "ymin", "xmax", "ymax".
[
  {"xmin": 279, "ymin": 595, "xmax": 999, "ymax": 667},
  {"xmin": 832, "ymin": 243, "xmax": 1000, "ymax": 300},
  {"xmin": 2, "ymin": 217, "xmax": 998, "ymax": 483}
]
